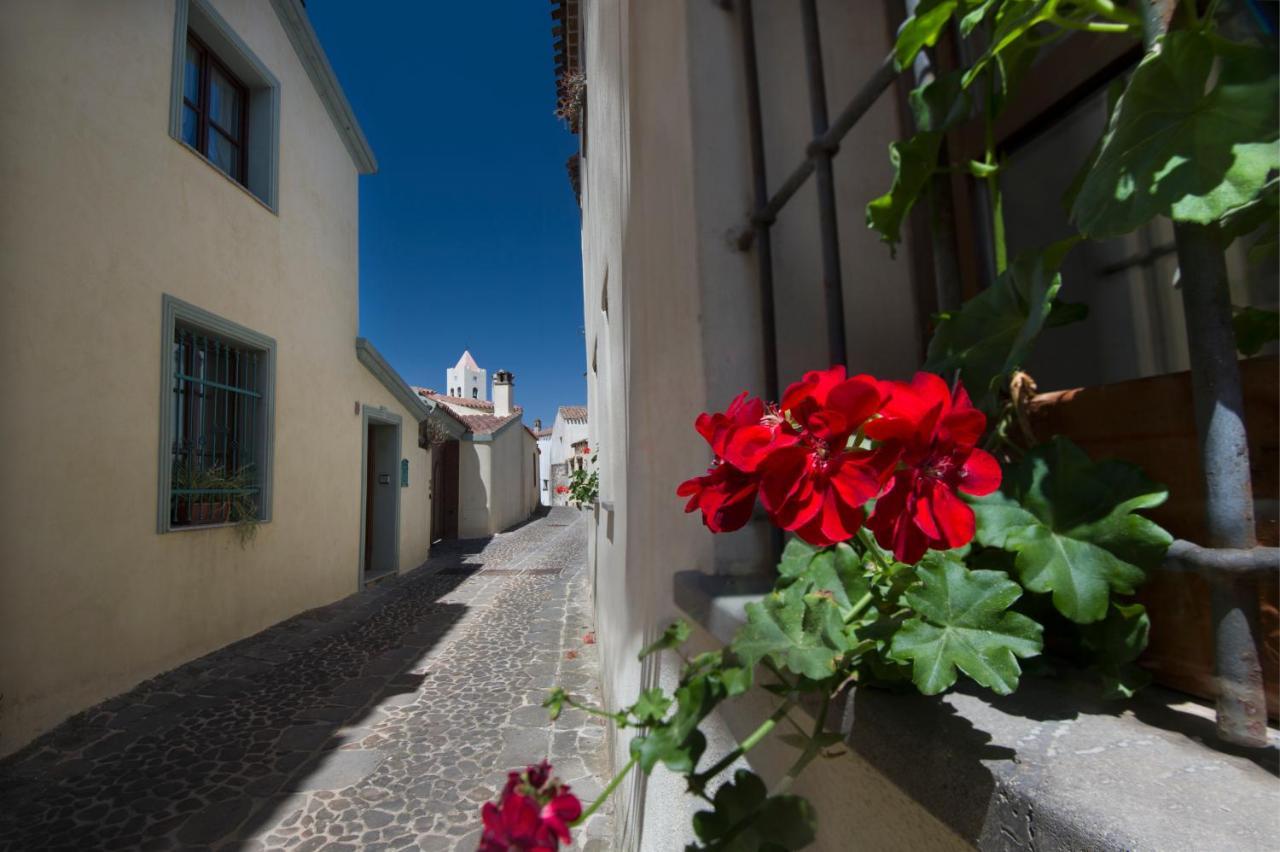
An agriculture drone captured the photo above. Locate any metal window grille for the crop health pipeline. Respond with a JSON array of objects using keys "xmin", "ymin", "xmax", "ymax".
[
  {"xmin": 723, "ymin": 0, "xmax": 1278, "ymax": 746},
  {"xmin": 169, "ymin": 326, "xmax": 263, "ymax": 528}
]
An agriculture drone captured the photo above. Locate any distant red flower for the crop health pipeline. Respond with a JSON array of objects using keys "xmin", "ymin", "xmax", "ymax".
[
  {"xmin": 480, "ymin": 761, "xmax": 582, "ymax": 852},
  {"xmin": 866, "ymin": 373, "xmax": 1001, "ymax": 563},
  {"xmin": 555, "ymin": 485, "xmax": 569, "ymax": 494},
  {"xmin": 758, "ymin": 367, "xmax": 896, "ymax": 546}
]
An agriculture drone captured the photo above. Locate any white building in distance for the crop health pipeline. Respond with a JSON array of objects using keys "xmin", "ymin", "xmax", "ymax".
[
  {"xmin": 445, "ymin": 350, "xmax": 487, "ymax": 401},
  {"xmin": 548, "ymin": 405, "xmax": 589, "ymax": 506}
]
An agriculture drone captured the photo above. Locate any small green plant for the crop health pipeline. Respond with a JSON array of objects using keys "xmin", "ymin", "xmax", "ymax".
[
  {"xmin": 568, "ymin": 453, "xmax": 599, "ymax": 507},
  {"xmin": 173, "ymin": 461, "xmax": 261, "ymax": 547}
]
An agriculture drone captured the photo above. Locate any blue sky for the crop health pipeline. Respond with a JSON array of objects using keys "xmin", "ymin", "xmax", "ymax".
[{"xmin": 308, "ymin": 2, "xmax": 584, "ymax": 429}]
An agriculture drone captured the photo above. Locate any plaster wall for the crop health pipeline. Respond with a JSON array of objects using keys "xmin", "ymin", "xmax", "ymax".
[
  {"xmin": 577, "ymin": 0, "xmax": 934, "ymax": 847},
  {"xmin": 455, "ymin": 423, "xmax": 539, "ymax": 539},
  {"xmin": 538, "ymin": 436, "xmax": 553, "ymax": 505},
  {"xmin": 0, "ymin": 0, "xmax": 428, "ymax": 754},
  {"xmin": 549, "ymin": 412, "xmax": 590, "ymax": 467}
]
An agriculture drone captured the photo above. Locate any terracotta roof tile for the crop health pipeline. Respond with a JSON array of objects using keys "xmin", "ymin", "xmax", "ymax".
[{"xmin": 558, "ymin": 405, "xmax": 588, "ymax": 423}]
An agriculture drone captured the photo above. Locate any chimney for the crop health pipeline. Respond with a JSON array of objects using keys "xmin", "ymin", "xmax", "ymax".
[
  {"xmin": 493, "ymin": 370, "xmax": 515, "ymax": 417},
  {"xmin": 534, "ymin": 418, "xmax": 542, "ymax": 430}
]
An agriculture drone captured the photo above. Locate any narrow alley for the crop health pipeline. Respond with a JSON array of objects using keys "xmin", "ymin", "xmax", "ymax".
[{"xmin": 0, "ymin": 509, "xmax": 612, "ymax": 851}]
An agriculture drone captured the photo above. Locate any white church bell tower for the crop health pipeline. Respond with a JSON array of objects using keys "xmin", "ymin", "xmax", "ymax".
[{"xmin": 446, "ymin": 350, "xmax": 487, "ymax": 400}]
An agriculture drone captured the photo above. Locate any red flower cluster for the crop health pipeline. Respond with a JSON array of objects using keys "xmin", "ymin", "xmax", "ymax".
[
  {"xmin": 677, "ymin": 368, "xmax": 1000, "ymax": 562},
  {"xmin": 555, "ymin": 485, "xmax": 569, "ymax": 494},
  {"xmin": 479, "ymin": 761, "xmax": 582, "ymax": 852}
]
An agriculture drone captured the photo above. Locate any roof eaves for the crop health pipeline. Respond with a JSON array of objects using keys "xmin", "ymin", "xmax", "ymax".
[
  {"xmin": 269, "ymin": 0, "xmax": 377, "ymax": 175},
  {"xmin": 356, "ymin": 338, "xmax": 431, "ymax": 421}
]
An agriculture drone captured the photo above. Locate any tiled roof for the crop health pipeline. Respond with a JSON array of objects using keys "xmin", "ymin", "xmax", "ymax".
[
  {"xmin": 415, "ymin": 388, "xmax": 503, "ymax": 412},
  {"xmin": 454, "ymin": 411, "xmax": 523, "ymax": 436},
  {"xmin": 414, "ymin": 387, "xmax": 523, "ymax": 436},
  {"xmin": 534, "ymin": 428, "xmax": 554, "ymax": 438},
  {"xmin": 558, "ymin": 405, "xmax": 588, "ymax": 423}
]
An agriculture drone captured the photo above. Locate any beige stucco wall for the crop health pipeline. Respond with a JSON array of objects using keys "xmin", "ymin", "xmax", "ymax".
[
  {"xmin": 577, "ymin": 0, "xmax": 941, "ymax": 848},
  {"xmin": 456, "ymin": 424, "xmax": 539, "ymax": 539},
  {"xmin": 0, "ymin": 0, "xmax": 430, "ymax": 755}
]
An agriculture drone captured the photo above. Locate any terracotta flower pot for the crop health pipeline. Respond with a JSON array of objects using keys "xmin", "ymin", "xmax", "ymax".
[
  {"xmin": 178, "ymin": 499, "xmax": 231, "ymax": 526},
  {"xmin": 1025, "ymin": 356, "xmax": 1278, "ymax": 716}
]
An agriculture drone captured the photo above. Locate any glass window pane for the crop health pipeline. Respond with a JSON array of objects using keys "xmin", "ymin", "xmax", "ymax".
[
  {"xmin": 181, "ymin": 105, "xmax": 198, "ymax": 146},
  {"xmin": 209, "ymin": 67, "xmax": 242, "ymax": 138},
  {"xmin": 184, "ymin": 42, "xmax": 201, "ymax": 104},
  {"xmin": 208, "ymin": 131, "xmax": 240, "ymax": 179}
]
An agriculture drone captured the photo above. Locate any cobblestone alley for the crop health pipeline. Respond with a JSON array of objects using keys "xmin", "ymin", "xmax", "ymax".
[{"xmin": 0, "ymin": 508, "xmax": 613, "ymax": 851}]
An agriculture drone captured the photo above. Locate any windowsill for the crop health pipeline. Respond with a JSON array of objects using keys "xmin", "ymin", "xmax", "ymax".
[
  {"xmin": 164, "ymin": 519, "xmax": 269, "ymax": 534},
  {"xmin": 173, "ymin": 137, "xmax": 278, "ymax": 215},
  {"xmin": 673, "ymin": 570, "xmax": 1280, "ymax": 850}
]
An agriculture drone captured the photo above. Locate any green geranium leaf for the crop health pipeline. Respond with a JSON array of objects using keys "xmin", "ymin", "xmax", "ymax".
[
  {"xmin": 889, "ymin": 553, "xmax": 1043, "ymax": 695},
  {"xmin": 962, "ymin": 0, "xmax": 1056, "ymax": 92},
  {"xmin": 733, "ymin": 584, "xmax": 852, "ymax": 681},
  {"xmin": 973, "ymin": 437, "xmax": 1172, "ymax": 623},
  {"xmin": 718, "ymin": 665, "xmax": 754, "ymax": 697},
  {"xmin": 629, "ymin": 687, "xmax": 673, "ymax": 726},
  {"xmin": 690, "ymin": 769, "xmax": 817, "ymax": 851},
  {"xmin": 959, "ymin": 0, "xmax": 996, "ymax": 36},
  {"xmin": 778, "ymin": 537, "xmax": 819, "ymax": 577},
  {"xmin": 894, "ymin": 0, "xmax": 958, "ymax": 70},
  {"xmin": 910, "ymin": 70, "xmax": 972, "ymax": 133},
  {"xmin": 1072, "ymin": 32, "xmax": 1280, "ymax": 238},
  {"xmin": 629, "ymin": 675, "xmax": 718, "ymax": 773},
  {"xmin": 924, "ymin": 240, "xmax": 1077, "ymax": 412},
  {"xmin": 1233, "ymin": 307, "xmax": 1279, "ymax": 357},
  {"xmin": 777, "ymin": 542, "xmax": 870, "ymax": 619},
  {"xmin": 640, "ymin": 620, "xmax": 692, "ymax": 659},
  {"xmin": 1081, "ymin": 601, "xmax": 1152, "ymax": 699},
  {"xmin": 867, "ymin": 131, "xmax": 943, "ymax": 256},
  {"xmin": 542, "ymin": 687, "xmax": 567, "ymax": 721}
]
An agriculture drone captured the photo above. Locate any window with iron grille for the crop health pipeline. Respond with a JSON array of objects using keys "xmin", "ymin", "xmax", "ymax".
[{"xmin": 158, "ymin": 295, "xmax": 275, "ymax": 533}]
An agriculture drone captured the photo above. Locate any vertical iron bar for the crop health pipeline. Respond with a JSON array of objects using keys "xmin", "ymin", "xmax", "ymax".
[
  {"xmin": 952, "ymin": 25, "xmax": 999, "ymax": 287},
  {"xmin": 1137, "ymin": 0, "xmax": 1266, "ymax": 747},
  {"xmin": 1174, "ymin": 221, "xmax": 1265, "ymax": 746},
  {"xmin": 800, "ymin": 0, "xmax": 847, "ymax": 367},
  {"xmin": 739, "ymin": 0, "xmax": 779, "ymax": 402}
]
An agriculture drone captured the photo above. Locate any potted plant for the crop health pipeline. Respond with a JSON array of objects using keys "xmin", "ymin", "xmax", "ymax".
[{"xmin": 172, "ymin": 461, "xmax": 261, "ymax": 547}]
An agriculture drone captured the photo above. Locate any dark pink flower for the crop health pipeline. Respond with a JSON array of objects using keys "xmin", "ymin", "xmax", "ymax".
[{"xmin": 480, "ymin": 761, "xmax": 583, "ymax": 851}]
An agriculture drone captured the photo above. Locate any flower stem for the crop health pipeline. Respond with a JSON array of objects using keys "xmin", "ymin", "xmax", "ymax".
[
  {"xmin": 693, "ymin": 698, "xmax": 795, "ymax": 787},
  {"xmin": 564, "ymin": 694, "xmax": 624, "ymax": 723},
  {"xmin": 984, "ymin": 72, "xmax": 1007, "ymax": 276},
  {"xmin": 571, "ymin": 754, "xmax": 636, "ymax": 827},
  {"xmin": 774, "ymin": 690, "xmax": 833, "ymax": 795},
  {"xmin": 857, "ymin": 529, "xmax": 893, "ymax": 575},
  {"xmin": 1080, "ymin": 0, "xmax": 1143, "ymax": 26}
]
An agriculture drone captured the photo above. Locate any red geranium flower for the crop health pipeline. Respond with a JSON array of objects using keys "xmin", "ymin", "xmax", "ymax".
[
  {"xmin": 677, "ymin": 461, "xmax": 759, "ymax": 533},
  {"xmin": 865, "ymin": 373, "xmax": 1002, "ymax": 563},
  {"xmin": 480, "ymin": 761, "xmax": 583, "ymax": 852},
  {"xmin": 679, "ymin": 390, "xmax": 797, "ymax": 533},
  {"xmin": 758, "ymin": 367, "xmax": 897, "ymax": 546}
]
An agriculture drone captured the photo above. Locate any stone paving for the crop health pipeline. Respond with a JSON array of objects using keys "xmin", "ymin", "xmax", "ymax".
[{"xmin": 0, "ymin": 508, "xmax": 614, "ymax": 851}]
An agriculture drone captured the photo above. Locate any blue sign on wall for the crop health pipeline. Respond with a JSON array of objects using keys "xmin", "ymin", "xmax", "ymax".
[{"xmin": 400, "ymin": 458, "xmax": 409, "ymax": 487}]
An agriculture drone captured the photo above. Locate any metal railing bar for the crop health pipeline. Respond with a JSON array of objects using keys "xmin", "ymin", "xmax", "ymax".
[
  {"xmin": 745, "ymin": 53, "xmax": 899, "ymax": 233},
  {"xmin": 738, "ymin": 0, "xmax": 780, "ymax": 402},
  {"xmin": 800, "ymin": 0, "xmax": 848, "ymax": 367},
  {"xmin": 174, "ymin": 372, "xmax": 263, "ymax": 398},
  {"xmin": 1161, "ymin": 540, "xmax": 1279, "ymax": 577}
]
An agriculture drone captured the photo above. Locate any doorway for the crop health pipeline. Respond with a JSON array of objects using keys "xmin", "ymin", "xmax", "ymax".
[
  {"xmin": 360, "ymin": 407, "xmax": 401, "ymax": 585},
  {"xmin": 431, "ymin": 438, "xmax": 459, "ymax": 541}
]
